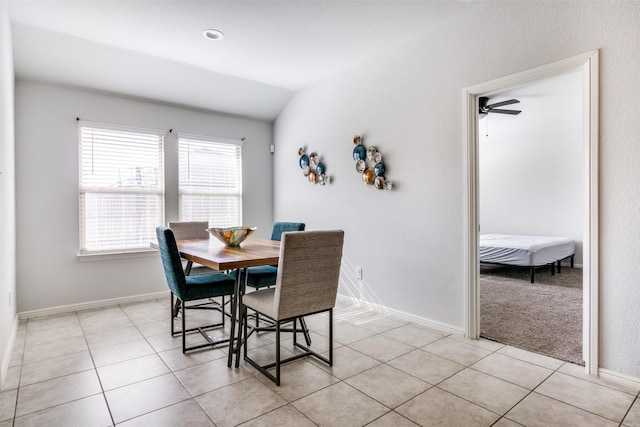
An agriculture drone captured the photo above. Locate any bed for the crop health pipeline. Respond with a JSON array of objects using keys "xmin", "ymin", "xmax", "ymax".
[{"xmin": 479, "ymin": 234, "xmax": 576, "ymax": 283}]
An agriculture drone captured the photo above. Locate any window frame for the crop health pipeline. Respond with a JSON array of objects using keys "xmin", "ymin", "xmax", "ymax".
[
  {"xmin": 78, "ymin": 121, "xmax": 165, "ymax": 256},
  {"xmin": 177, "ymin": 134, "xmax": 243, "ymax": 227}
]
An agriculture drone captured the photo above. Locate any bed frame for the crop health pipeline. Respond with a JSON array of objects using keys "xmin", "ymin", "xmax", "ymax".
[
  {"xmin": 481, "ymin": 255, "xmax": 575, "ymax": 283},
  {"xmin": 479, "ymin": 234, "xmax": 576, "ymax": 283}
]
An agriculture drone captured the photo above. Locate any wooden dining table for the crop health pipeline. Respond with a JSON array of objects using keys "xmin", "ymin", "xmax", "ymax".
[{"xmin": 163, "ymin": 237, "xmax": 281, "ymax": 367}]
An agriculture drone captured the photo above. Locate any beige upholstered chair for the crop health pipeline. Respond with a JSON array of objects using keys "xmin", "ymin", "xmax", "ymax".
[
  {"xmin": 240, "ymin": 230, "xmax": 344, "ymax": 385},
  {"xmin": 231, "ymin": 222, "xmax": 313, "ymax": 346},
  {"xmin": 168, "ymin": 221, "xmax": 209, "ymax": 275}
]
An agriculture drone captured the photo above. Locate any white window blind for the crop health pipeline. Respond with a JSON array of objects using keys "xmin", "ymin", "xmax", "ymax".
[
  {"xmin": 179, "ymin": 135, "xmax": 242, "ymax": 227},
  {"xmin": 79, "ymin": 122, "xmax": 164, "ymax": 254}
]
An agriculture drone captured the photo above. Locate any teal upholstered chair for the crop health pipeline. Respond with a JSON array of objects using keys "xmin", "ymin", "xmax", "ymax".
[
  {"xmin": 231, "ymin": 222, "xmax": 311, "ymax": 344},
  {"xmin": 167, "ymin": 221, "xmax": 215, "ymax": 317},
  {"xmin": 241, "ymin": 230, "xmax": 345, "ymax": 385},
  {"xmin": 156, "ymin": 226, "xmax": 236, "ymax": 353}
]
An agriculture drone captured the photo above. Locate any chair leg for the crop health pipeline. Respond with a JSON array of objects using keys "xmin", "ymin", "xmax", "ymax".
[
  {"xmin": 244, "ymin": 309, "xmax": 333, "ymax": 386},
  {"xmin": 170, "ymin": 293, "xmax": 178, "ymax": 336},
  {"xmin": 247, "ymin": 311, "xmax": 311, "ymax": 346},
  {"xmin": 182, "ymin": 300, "xmax": 187, "ymax": 353},
  {"xmin": 291, "ymin": 316, "xmax": 311, "ymax": 356},
  {"xmin": 275, "ymin": 320, "xmax": 281, "ymax": 386},
  {"xmin": 292, "ymin": 318, "xmax": 297, "ymax": 346},
  {"xmin": 298, "ymin": 317, "xmax": 312, "ymax": 346},
  {"xmin": 243, "ymin": 304, "xmax": 248, "ymax": 360},
  {"xmin": 172, "ymin": 299, "xmax": 181, "ymax": 318},
  {"xmin": 172, "ymin": 292, "xmax": 235, "ymax": 354},
  {"xmin": 221, "ymin": 296, "xmax": 225, "ymax": 327},
  {"xmin": 329, "ymin": 308, "xmax": 334, "ymax": 366}
]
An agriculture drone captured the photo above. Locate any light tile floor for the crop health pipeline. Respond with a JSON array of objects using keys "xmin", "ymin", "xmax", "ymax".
[{"xmin": 1, "ymin": 297, "xmax": 639, "ymax": 427}]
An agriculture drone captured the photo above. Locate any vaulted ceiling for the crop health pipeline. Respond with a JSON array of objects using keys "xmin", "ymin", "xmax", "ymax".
[{"xmin": 7, "ymin": 1, "xmax": 477, "ymax": 121}]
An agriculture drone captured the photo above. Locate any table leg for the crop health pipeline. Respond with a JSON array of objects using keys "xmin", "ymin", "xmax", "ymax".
[
  {"xmin": 235, "ymin": 270, "xmax": 250, "ymax": 368},
  {"xmin": 227, "ymin": 268, "xmax": 245, "ymax": 368}
]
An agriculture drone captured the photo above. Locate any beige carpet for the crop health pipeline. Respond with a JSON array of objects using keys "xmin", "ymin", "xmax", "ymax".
[{"xmin": 480, "ymin": 264, "xmax": 583, "ymax": 365}]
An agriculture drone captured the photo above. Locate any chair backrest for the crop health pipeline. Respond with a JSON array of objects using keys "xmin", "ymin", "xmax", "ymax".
[
  {"xmin": 168, "ymin": 221, "xmax": 209, "ymax": 240},
  {"xmin": 156, "ymin": 226, "xmax": 187, "ymax": 299},
  {"xmin": 271, "ymin": 222, "xmax": 305, "ymax": 241},
  {"xmin": 273, "ymin": 230, "xmax": 344, "ymax": 320}
]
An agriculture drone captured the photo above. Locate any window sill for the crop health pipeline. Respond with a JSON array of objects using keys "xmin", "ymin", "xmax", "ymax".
[{"xmin": 77, "ymin": 248, "xmax": 158, "ymax": 262}]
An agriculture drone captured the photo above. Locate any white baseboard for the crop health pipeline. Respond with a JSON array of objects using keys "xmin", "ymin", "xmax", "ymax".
[
  {"xmin": 598, "ymin": 368, "xmax": 640, "ymax": 389},
  {"xmin": 18, "ymin": 291, "xmax": 170, "ymax": 320},
  {"xmin": 336, "ymin": 293, "xmax": 463, "ymax": 336},
  {"xmin": 1, "ymin": 313, "xmax": 19, "ymax": 388}
]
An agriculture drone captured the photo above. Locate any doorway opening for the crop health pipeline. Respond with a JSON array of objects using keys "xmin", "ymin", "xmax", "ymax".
[
  {"xmin": 463, "ymin": 51, "xmax": 599, "ymax": 374},
  {"xmin": 478, "ymin": 71, "xmax": 584, "ymax": 365}
]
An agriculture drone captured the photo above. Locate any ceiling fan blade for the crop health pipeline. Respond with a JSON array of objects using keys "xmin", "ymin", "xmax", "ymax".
[
  {"xmin": 488, "ymin": 108, "xmax": 521, "ymax": 115},
  {"xmin": 486, "ymin": 99, "xmax": 520, "ymax": 109}
]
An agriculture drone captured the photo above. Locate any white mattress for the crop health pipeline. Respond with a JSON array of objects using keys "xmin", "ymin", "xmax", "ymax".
[{"xmin": 479, "ymin": 234, "xmax": 575, "ymax": 267}]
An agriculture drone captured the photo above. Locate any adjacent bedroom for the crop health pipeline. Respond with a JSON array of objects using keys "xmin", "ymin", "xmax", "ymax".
[{"xmin": 478, "ymin": 69, "xmax": 585, "ymax": 365}]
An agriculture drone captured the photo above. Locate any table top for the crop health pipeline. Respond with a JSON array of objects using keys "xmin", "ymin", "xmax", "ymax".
[{"xmin": 172, "ymin": 237, "xmax": 280, "ymax": 271}]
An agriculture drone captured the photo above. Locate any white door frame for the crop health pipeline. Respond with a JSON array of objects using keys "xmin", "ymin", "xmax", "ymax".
[{"xmin": 463, "ymin": 50, "xmax": 599, "ymax": 374}]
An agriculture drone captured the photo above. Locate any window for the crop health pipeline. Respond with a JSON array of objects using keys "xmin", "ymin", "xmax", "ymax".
[
  {"xmin": 79, "ymin": 122, "xmax": 164, "ymax": 254},
  {"xmin": 178, "ymin": 135, "xmax": 242, "ymax": 226}
]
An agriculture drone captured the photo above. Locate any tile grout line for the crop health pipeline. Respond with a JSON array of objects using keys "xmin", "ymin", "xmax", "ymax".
[
  {"xmin": 618, "ymin": 394, "xmax": 638, "ymax": 427},
  {"xmin": 10, "ymin": 314, "xmax": 106, "ymax": 424},
  {"xmin": 528, "ymin": 362, "xmax": 630, "ymax": 425},
  {"xmin": 77, "ymin": 309, "xmax": 117, "ymax": 427},
  {"xmin": 118, "ymin": 299, "xmax": 216, "ymax": 426},
  {"xmin": 283, "ymin": 325, "xmax": 454, "ymax": 425},
  {"xmin": 400, "ymin": 336, "xmax": 552, "ymax": 426},
  {"xmin": 82, "ymin": 303, "xmax": 176, "ymax": 425},
  {"xmin": 419, "ymin": 342, "xmax": 523, "ymax": 424},
  {"xmin": 10, "ymin": 319, "xmax": 27, "ymax": 427}
]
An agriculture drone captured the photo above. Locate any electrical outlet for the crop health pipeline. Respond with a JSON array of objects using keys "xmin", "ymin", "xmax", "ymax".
[{"xmin": 356, "ymin": 267, "xmax": 363, "ymax": 280}]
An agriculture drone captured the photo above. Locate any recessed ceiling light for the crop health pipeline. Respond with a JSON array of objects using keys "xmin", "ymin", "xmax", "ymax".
[{"xmin": 203, "ymin": 29, "xmax": 224, "ymax": 40}]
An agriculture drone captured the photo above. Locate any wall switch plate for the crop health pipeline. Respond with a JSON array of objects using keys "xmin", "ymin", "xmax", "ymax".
[{"xmin": 356, "ymin": 267, "xmax": 363, "ymax": 280}]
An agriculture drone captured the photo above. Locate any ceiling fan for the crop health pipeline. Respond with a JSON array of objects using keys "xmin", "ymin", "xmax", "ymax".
[{"xmin": 479, "ymin": 97, "xmax": 521, "ymax": 117}]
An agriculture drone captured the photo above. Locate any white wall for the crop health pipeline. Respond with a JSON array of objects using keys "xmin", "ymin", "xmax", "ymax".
[
  {"xmin": 15, "ymin": 82, "xmax": 274, "ymax": 313},
  {"xmin": 273, "ymin": 2, "xmax": 640, "ymax": 377},
  {"xmin": 479, "ymin": 71, "xmax": 585, "ymax": 265},
  {"xmin": 0, "ymin": 3, "xmax": 17, "ymax": 385}
]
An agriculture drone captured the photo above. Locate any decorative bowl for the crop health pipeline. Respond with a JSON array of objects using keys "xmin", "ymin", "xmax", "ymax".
[{"xmin": 207, "ymin": 226, "xmax": 257, "ymax": 247}]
